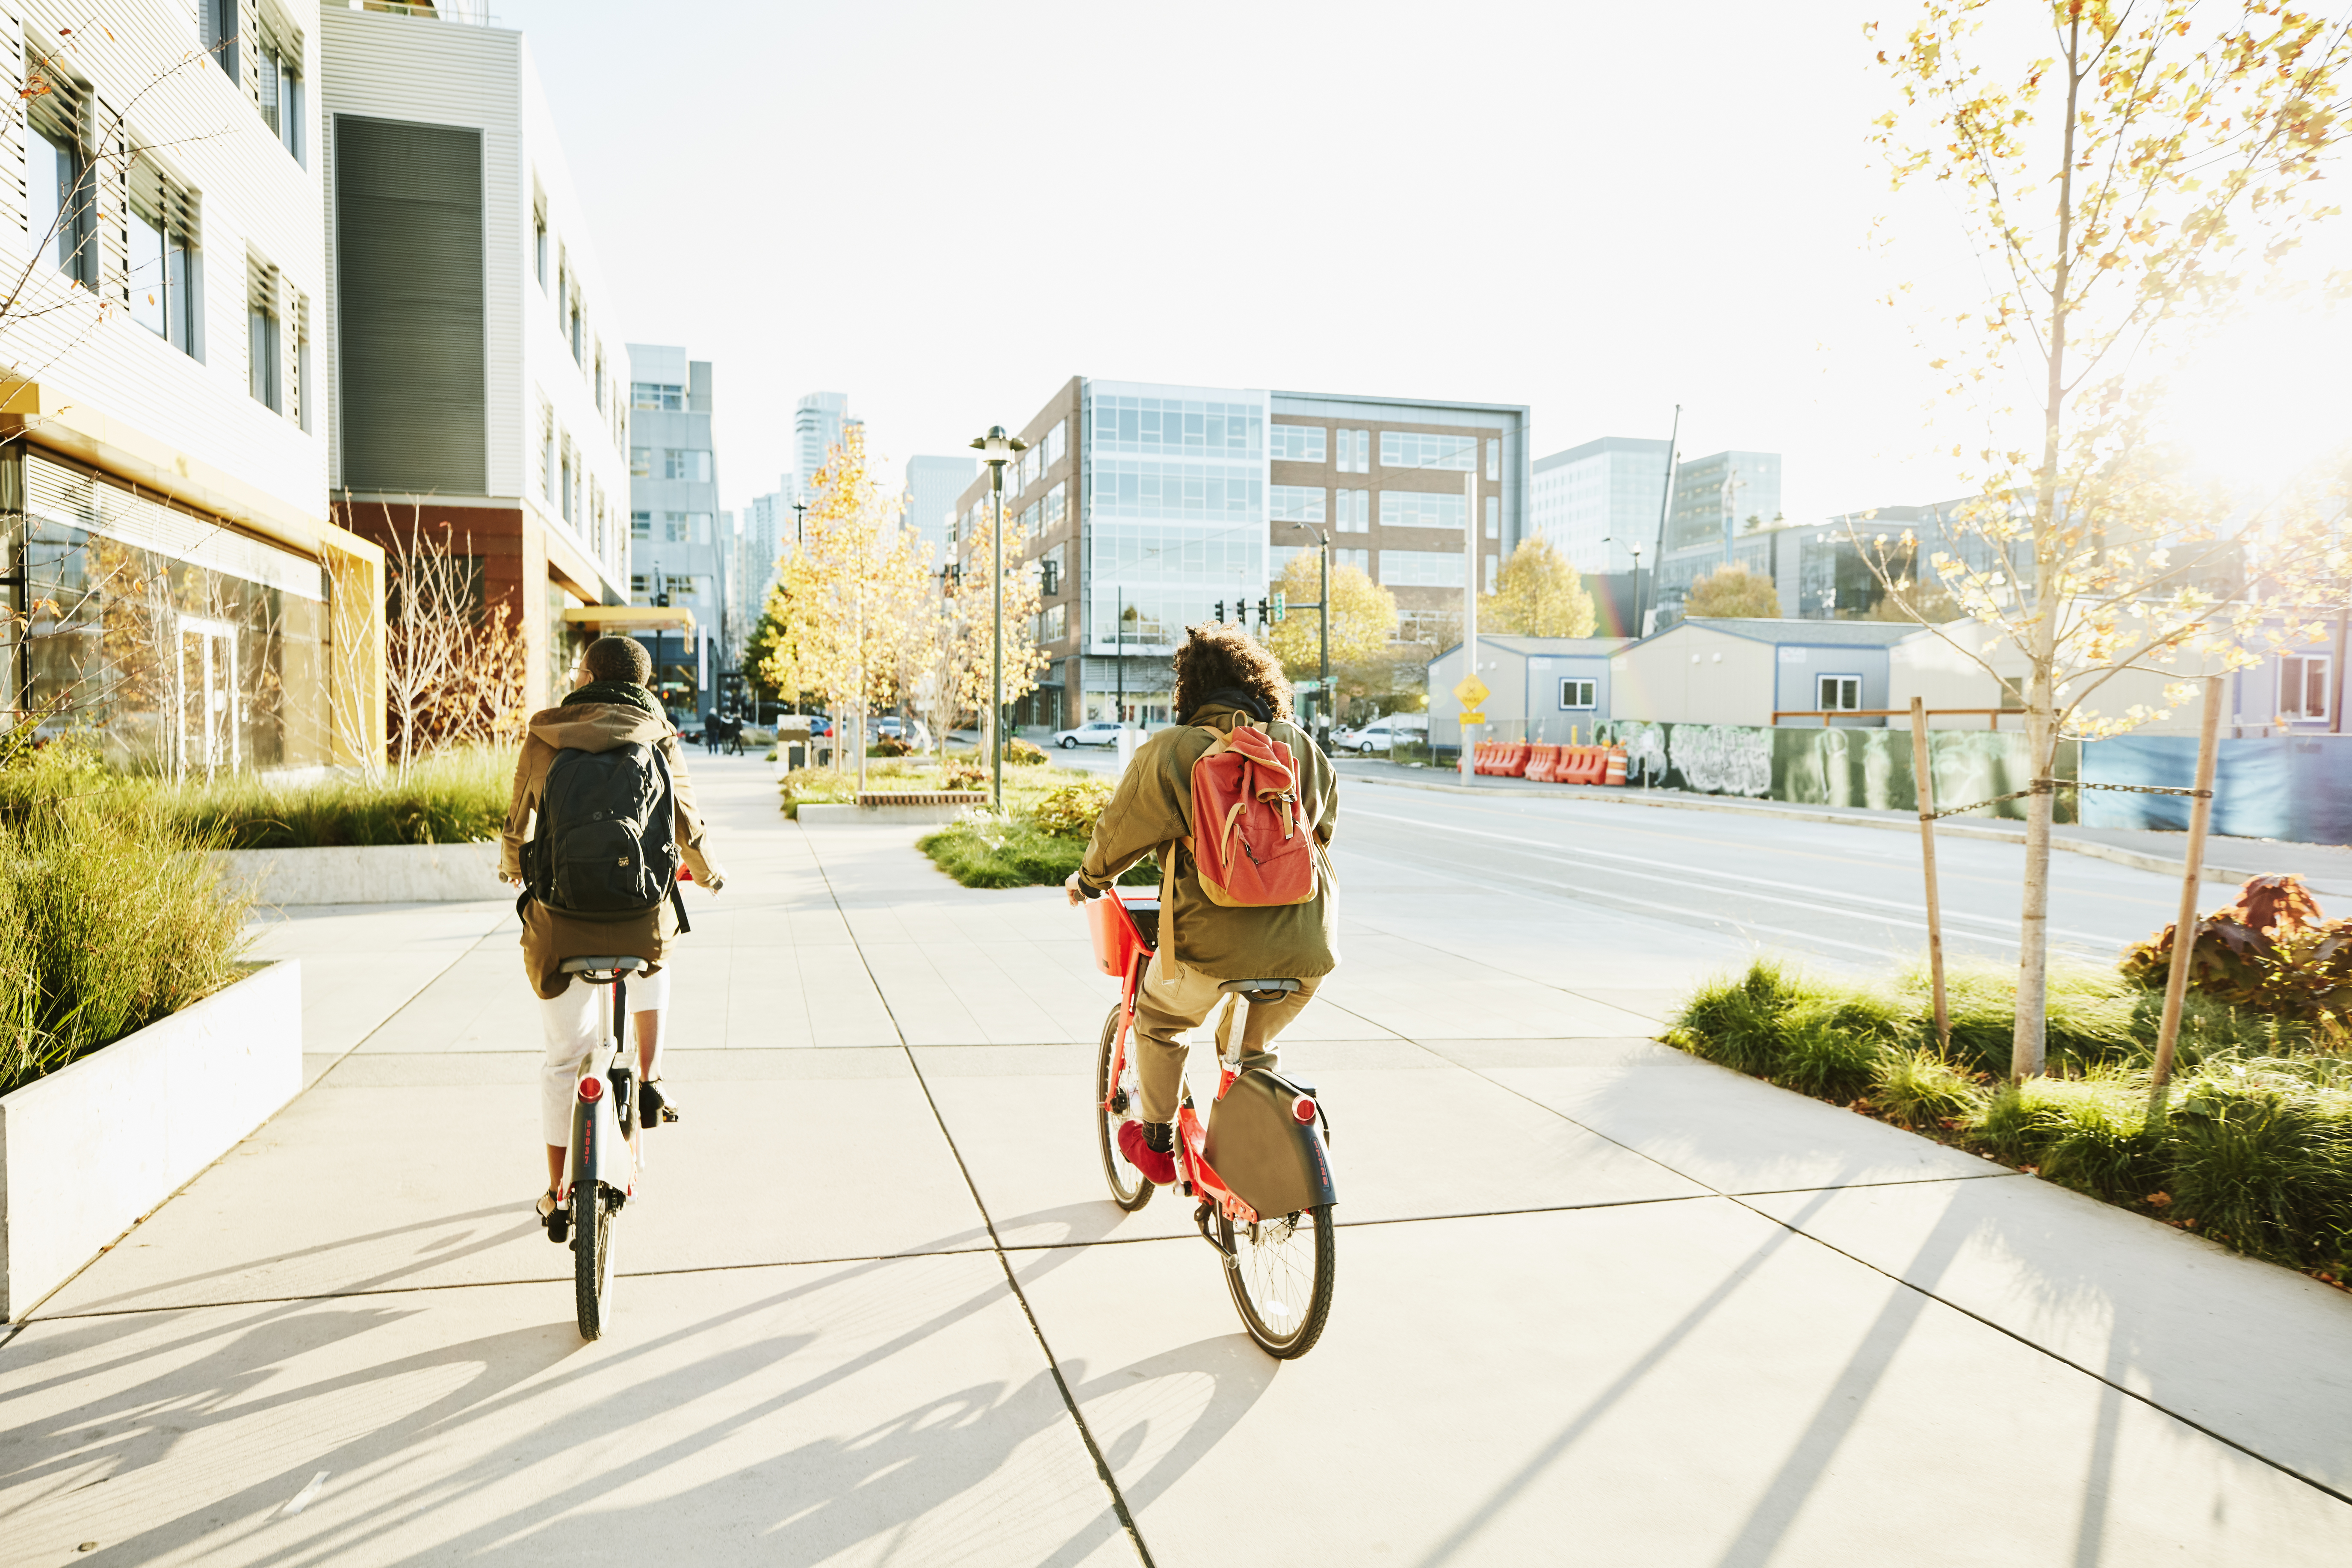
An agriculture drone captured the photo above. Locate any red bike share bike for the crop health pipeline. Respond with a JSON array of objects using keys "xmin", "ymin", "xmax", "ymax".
[{"xmin": 1086, "ymin": 886, "xmax": 1339, "ymax": 1358}]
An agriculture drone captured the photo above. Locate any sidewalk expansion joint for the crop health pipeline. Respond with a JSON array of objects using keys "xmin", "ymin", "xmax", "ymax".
[
  {"xmin": 1427, "ymin": 1036, "xmax": 2352, "ymax": 1510},
  {"xmin": 803, "ymin": 827, "xmax": 1158, "ymax": 1568}
]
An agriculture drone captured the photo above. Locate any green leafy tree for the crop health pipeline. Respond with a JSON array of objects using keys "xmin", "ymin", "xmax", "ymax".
[
  {"xmin": 1482, "ymin": 539, "xmax": 1597, "ymax": 637},
  {"xmin": 1683, "ymin": 564, "xmax": 1783, "ymax": 619}
]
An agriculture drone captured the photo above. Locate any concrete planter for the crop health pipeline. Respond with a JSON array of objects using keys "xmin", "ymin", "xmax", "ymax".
[
  {"xmin": 0, "ymin": 960, "xmax": 301, "ymax": 1318},
  {"xmin": 214, "ymin": 841, "xmax": 502, "ymax": 905},
  {"xmin": 798, "ymin": 801, "xmax": 981, "ymax": 827}
]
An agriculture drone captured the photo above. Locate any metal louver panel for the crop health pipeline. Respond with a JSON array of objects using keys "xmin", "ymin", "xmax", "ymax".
[
  {"xmin": 26, "ymin": 455, "xmax": 326, "ymax": 600},
  {"xmin": 334, "ymin": 115, "xmax": 486, "ymax": 494}
]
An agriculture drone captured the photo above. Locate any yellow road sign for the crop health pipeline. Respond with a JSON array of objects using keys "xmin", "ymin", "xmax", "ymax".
[
  {"xmin": 1459, "ymin": 710, "xmax": 1486, "ymax": 726},
  {"xmin": 1452, "ymin": 674, "xmax": 1490, "ymax": 710}
]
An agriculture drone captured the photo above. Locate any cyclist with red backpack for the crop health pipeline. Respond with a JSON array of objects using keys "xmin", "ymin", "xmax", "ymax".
[
  {"xmin": 500, "ymin": 635, "xmax": 725, "ymax": 1232},
  {"xmin": 1064, "ymin": 622, "xmax": 1339, "ymax": 1187}
]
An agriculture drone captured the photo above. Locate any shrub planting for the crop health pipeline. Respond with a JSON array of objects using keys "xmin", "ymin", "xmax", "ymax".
[
  {"xmin": 1666, "ymin": 953, "xmax": 2352, "ymax": 1279},
  {"xmin": 0, "ymin": 747, "xmax": 252, "ymax": 1097}
]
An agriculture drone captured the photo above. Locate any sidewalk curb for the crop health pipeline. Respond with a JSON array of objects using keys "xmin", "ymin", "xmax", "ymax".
[{"xmin": 1341, "ymin": 771, "xmax": 2341, "ymax": 892}]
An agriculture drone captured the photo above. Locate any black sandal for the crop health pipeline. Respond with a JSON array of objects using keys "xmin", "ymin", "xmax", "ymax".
[
  {"xmin": 536, "ymin": 1189, "xmax": 570, "ymax": 1245},
  {"xmin": 640, "ymin": 1079, "xmax": 680, "ymax": 1125}
]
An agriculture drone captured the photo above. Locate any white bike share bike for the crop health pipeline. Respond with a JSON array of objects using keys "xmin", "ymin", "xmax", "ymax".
[{"xmin": 549, "ymin": 954, "xmax": 675, "ymax": 1340}]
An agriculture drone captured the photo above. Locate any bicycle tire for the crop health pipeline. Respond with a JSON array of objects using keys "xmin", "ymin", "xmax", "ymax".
[
  {"xmin": 1221, "ymin": 1203, "xmax": 1335, "ymax": 1358},
  {"xmin": 573, "ymin": 1182, "xmax": 612, "ymax": 1339},
  {"xmin": 1095, "ymin": 1003, "xmax": 1152, "ymax": 1212}
]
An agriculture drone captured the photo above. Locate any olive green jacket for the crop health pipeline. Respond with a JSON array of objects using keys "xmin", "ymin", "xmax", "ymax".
[{"xmin": 1077, "ymin": 703, "xmax": 1339, "ymax": 980}]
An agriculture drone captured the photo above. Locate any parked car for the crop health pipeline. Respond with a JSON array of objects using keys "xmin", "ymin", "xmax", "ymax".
[
  {"xmin": 1332, "ymin": 713, "xmax": 1427, "ymax": 756},
  {"xmin": 1052, "ymin": 720, "xmax": 1125, "ymax": 749},
  {"xmin": 875, "ymin": 715, "xmax": 932, "ymax": 748}
]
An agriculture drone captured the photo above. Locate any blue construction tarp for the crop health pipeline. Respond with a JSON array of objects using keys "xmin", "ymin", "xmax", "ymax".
[{"xmin": 2080, "ymin": 734, "xmax": 2352, "ymax": 846}]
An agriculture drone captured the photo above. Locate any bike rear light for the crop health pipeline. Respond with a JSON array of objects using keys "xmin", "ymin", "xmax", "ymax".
[
  {"xmin": 577, "ymin": 1076, "xmax": 604, "ymax": 1102},
  {"xmin": 1291, "ymin": 1095, "xmax": 1317, "ymax": 1124}
]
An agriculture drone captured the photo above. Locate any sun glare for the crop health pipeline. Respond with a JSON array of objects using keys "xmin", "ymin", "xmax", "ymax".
[{"xmin": 2159, "ymin": 296, "xmax": 2352, "ymax": 500}]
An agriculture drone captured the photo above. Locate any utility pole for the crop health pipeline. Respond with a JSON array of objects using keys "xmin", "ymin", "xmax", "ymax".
[
  {"xmin": 969, "ymin": 426, "xmax": 1026, "ymax": 809},
  {"xmin": 792, "ymin": 500, "xmax": 806, "ymax": 547},
  {"xmin": 1115, "ymin": 586, "xmax": 1124, "ymax": 729},
  {"xmin": 1460, "ymin": 467, "xmax": 1480, "ymax": 784},
  {"xmin": 1646, "ymin": 405, "xmax": 1680, "ymax": 637}
]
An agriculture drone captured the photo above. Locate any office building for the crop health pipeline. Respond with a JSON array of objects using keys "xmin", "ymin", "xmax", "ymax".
[
  {"xmin": 10, "ymin": 0, "xmax": 387, "ymax": 776},
  {"xmin": 949, "ymin": 378, "xmax": 1530, "ymax": 729},
  {"xmin": 902, "ymin": 454, "xmax": 976, "ymax": 561},
  {"xmin": 322, "ymin": 3, "xmax": 631, "ymax": 713},
  {"xmin": 793, "ymin": 391, "xmax": 851, "ymax": 502},
  {"xmin": 1653, "ymin": 449, "xmax": 1783, "ymax": 613},
  {"xmin": 625, "ymin": 347, "xmax": 727, "ymax": 721},
  {"xmin": 1531, "ymin": 436, "xmax": 1672, "ymax": 574}
]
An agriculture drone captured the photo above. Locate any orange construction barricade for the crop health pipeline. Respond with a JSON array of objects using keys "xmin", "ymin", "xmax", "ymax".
[
  {"xmin": 1604, "ymin": 745, "xmax": 1628, "ymax": 785},
  {"xmin": 1527, "ymin": 743, "xmax": 1561, "ymax": 782},
  {"xmin": 1572, "ymin": 745, "xmax": 1604, "ymax": 785}
]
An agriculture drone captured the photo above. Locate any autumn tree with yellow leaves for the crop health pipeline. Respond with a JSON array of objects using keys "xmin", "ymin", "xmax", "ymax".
[
  {"xmin": 933, "ymin": 503, "xmax": 1049, "ymax": 758},
  {"xmin": 1267, "ymin": 554, "xmax": 1400, "ymax": 713},
  {"xmin": 1868, "ymin": 1, "xmax": 2352, "ymax": 1077},
  {"xmin": 755, "ymin": 425, "xmax": 934, "ymax": 788},
  {"xmin": 1483, "ymin": 539, "xmax": 1599, "ymax": 636}
]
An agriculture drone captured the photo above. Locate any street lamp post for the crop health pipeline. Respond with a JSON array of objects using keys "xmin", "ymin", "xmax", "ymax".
[
  {"xmin": 1298, "ymin": 524, "xmax": 1333, "ymax": 753},
  {"xmin": 792, "ymin": 500, "xmax": 806, "ymax": 547},
  {"xmin": 969, "ymin": 425, "xmax": 1027, "ymax": 809}
]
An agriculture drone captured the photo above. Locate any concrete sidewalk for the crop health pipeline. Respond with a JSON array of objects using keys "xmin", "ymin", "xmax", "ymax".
[{"xmin": 2, "ymin": 752, "xmax": 2346, "ymax": 1565}]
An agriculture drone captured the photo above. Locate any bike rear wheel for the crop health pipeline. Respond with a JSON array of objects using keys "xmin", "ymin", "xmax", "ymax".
[
  {"xmin": 573, "ymin": 1182, "xmax": 613, "ymax": 1339},
  {"xmin": 1220, "ymin": 1204, "xmax": 1335, "ymax": 1358},
  {"xmin": 1095, "ymin": 1003, "xmax": 1152, "ymax": 1212}
]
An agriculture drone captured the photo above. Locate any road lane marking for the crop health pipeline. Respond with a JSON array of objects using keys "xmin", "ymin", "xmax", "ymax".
[
  {"xmin": 281, "ymin": 1472, "xmax": 328, "ymax": 1516},
  {"xmin": 1347, "ymin": 780, "xmax": 2178, "ymax": 907},
  {"xmin": 1348, "ymin": 808, "xmax": 2133, "ymax": 948}
]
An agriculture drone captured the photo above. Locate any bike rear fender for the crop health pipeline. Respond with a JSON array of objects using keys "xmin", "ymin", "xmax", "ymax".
[{"xmin": 1202, "ymin": 1067, "xmax": 1336, "ymax": 1217}]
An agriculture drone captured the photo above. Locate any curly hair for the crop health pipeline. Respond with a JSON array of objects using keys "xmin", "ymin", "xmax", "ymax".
[{"xmin": 1172, "ymin": 622, "xmax": 1293, "ymax": 723}]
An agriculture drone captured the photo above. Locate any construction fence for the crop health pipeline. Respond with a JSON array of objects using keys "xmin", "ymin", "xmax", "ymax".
[{"xmin": 1595, "ymin": 722, "xmax": 2079, "ymax": 824}]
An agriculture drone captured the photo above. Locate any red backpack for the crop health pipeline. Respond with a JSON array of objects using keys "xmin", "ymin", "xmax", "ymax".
[{"xmin": 1186, "ymin": 718, "xmax": 1318, "ymax": 907}]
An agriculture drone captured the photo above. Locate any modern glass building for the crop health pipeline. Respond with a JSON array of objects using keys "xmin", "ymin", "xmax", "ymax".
[
  {"xmin": 793, "ymin": 391, "xmax": 851, "ymax": 502},
  {"xmin": 951, "ymin": 376, "xmax": 1529, "ymax": 729},
  {"xmin": 1531, "ymin": 436, "xmax": 1672, "ymax": 574},
  {"xmin": 625, "ymin": 345, "xmax": 727, "ymax": 721},
  {"xmin": 901, "ymin": 454, "xmax": 976, "ymax": 563}
]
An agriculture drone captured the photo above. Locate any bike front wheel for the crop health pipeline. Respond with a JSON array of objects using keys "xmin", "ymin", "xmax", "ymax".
[
  {"xmin": 1095, "ymin": 1003, "xmax": 1152, "ymax": 1212},
  {"xmin": 573, "ymin": 1182, "xmax": 614, "ymax": 1339},
  {"xmin": 1221, "ymin": 1205, "xmax": 1335, "ymax": 1358}
]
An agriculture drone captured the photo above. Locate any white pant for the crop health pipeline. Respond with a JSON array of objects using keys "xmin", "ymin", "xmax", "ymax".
[{"xmin": 538, "ymin": 967, "xmax": 669, "ymax": 1145}]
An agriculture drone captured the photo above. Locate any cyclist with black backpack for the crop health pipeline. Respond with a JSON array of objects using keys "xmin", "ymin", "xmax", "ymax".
[{"xmin": 500, "ymin": 635, "xmax": 726, "ymax": 1231}]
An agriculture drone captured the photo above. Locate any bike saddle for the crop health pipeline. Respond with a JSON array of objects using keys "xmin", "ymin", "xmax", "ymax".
[
  {"xmin": 559, "ymin": 955, "xmax": 650, "ymax": 977},
  {"xmin": 1219, "ymin": 978, "xmax": 1301, "ymax": 1005}
]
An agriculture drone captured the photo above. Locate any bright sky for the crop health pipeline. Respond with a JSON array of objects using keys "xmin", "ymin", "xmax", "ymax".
[{"xmin": 501, "ymin": 0, "xmax": 2352, "ymax": 526}]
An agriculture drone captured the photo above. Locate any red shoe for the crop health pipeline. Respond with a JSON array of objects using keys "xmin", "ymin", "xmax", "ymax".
[{"xmin": 1117, "ymin": 1120, "xmax": 1177, "ymax": 1186}]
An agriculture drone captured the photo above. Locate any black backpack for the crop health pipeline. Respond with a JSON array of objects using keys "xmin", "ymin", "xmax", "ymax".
[{"xmin": 524, "ymin": 742, "xmax": 685, "ymax": 922}]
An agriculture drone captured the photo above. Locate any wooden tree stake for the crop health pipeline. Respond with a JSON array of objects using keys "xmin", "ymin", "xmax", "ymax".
[
  {"xmin": 1910, "ymin": 696, "xmax": 1950, "ymax": 1056},
  {"xmin": 2148, "ymin": 676, "xmax": 2224, "ymax": 1117}
]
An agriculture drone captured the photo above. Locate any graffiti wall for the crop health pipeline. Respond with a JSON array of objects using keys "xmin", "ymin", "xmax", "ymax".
[{"xmin": 1601, "ymin": 721, "xmax": 2076, "ymax": 823}]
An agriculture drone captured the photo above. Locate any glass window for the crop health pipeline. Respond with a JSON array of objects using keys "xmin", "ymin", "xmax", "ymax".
[
  {"xmin": 1379, "ymin": 550, "xmax": 1466, "ymax": 587},
  {"xmin": 631, "ymin": 511, "xmax": 651, "ymax": 539},
  {"xmin": 534, "ymin": 207, "xmax": 547, "ymax": 287},
  {"xmin": 129, "ymin": 162, "xmax": 200, "ymax": 357},
  {"xmin": 1379, "ymin": 431, "xmax": 1477, "ymax": 471},
  {"xmin": 632, "ymin": 382, "xmax": 684, "ymax": 410},
  {"xmin": 248, "ymin": 269, "xmax": 281, "ymax": 412},
  {"xmin": 1090, "ymin": 459, "xmax": 1263, "ymax": 521},
  {"xmin": 1380, "ymin": 491, "xmax": 1468, "ymax": 529},
  {"xmin": 1485, "ymin": 496, "xmax": 1500, "ymax": 538},
  {"xmin": 629, "ymin": 446, "xmax": 651, "ymax": 477},
  {"xmin": 1271, "ymin": 424, "xmax": 1328, "ymax": 463},
  {"xmin": 1041, "ymin": 481, "xmax": 1067, "ymax": 532},
  {"xmin": 1035, "ymin": 603, "xmax": 1067, "ymax": 643},
  {"xmin": 663, "ymin": 449, "xmax": 710, "ymax": 481},
  {"xmin": 1089, "ymin": 394, "xmax": 1264, "ymax": 458},
  {"xmin": 1484, "ymin": 553, "xmax": 1498, "ymax": 593},
  {"xmin": 631, "ymin": 573, "xmax": 649, "ymax": 598},
  {"xmin": 1485, "ymin": 439, "xmax": 1500, "ymax": 481},
  {"xmin": 1338, "ymin": 548, "xmax": 1369, "ymax": 574},
  {"xmin": 1818, "ymin": 675, "xmax": 1862, "ymax": 711},
  {"xmin": 257, "ymin": 24, "xmax": 302, "ymax": 164},
  {"xmin": 2281, "ymin": 653, "xmax": 2331, "ymax": 721},
  {"xmin": 1560, "ymin": 679, "xmax": 1597, "ymax": 709},
  {"xmin": 27, "ymin": 118, "xmax": 95, "ymax": 287},
  {"xmin": 1336, "ymin": 428, "xmax": 1371, "ymax": 475},
  {"xmin": 1335, "ymin": 489, "xmax": 1371, "ymax": 533},
  {"xmin": 558, "ymin": 443, "xmax": 574, "ymax": 523},
  {"xmin": 1269, "ymin": 544, "xmax": 1306, "ymax": 579},
  {"xmin": 663, "ymin": 511, "xmax": 689, "ymax": 543},
  {"xmin": 1271, "ymin": 484, "xmax": 1325, "ymax": 524},
  {"xmin": 1043, "ymin": 419, "xmax": 1068, "ymax": 465},
  {"xmin": 689, "ymin": 513, "xmax": 712, "ymax": 543}
]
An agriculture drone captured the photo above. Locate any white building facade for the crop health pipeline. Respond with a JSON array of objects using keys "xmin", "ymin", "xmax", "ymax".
[
  {"xmin": 321, "ymin": 3, "xmax": 629, "ymax": 711},
  {"xmin": 9, "ymin": 0, "xmax": 388, "ymax": 774}
]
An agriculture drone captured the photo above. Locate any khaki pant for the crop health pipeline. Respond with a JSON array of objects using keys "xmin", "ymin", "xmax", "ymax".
[{"xmin": 1130, "ymin": 948, "xmax": 1321, "ymax": 1124}]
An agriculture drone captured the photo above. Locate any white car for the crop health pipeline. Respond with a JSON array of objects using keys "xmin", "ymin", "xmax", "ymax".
[
  {"xmin": 1333, "ymin": 713, "xmax": 1427, "ymax": 756},
  {"xmin": 1052, "ymin": 720, "xmax": 1125, "ymax": 749}
]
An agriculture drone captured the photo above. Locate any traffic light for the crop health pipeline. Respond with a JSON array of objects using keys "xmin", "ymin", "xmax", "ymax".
[
  {"xmin": 1272, "ymin": 591, "xmax": 1287, "ymax": 623},
  {"xmin": 1256, "ymin": 596, "xmax": 1270, "ymax": 626},
  {"xmin": 1040, "ymin": 559, "xmax": 1060, "ymax": 595},
  {"xmin": 655, "ymin": 592, "xmax": 670, "ymax": 608},
  {"xmin": 1213, "ymin": 599, "xmax": 1226, "ymax": 622}
]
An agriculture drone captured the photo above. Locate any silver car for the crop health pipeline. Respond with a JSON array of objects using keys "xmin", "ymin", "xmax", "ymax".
[
  {"xmin": 1052, "ymin": 720, "xmax": 1126, "ymax": 749},
  {"xmin": 1332, "ymin": 714, "xmax": 1427, "ymax": 755}
]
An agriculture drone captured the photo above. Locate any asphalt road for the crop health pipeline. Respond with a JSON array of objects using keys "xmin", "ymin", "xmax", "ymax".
[{"xmin": 1333, "ymin": 776, "xmax": 2175, "ymax": 970}]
